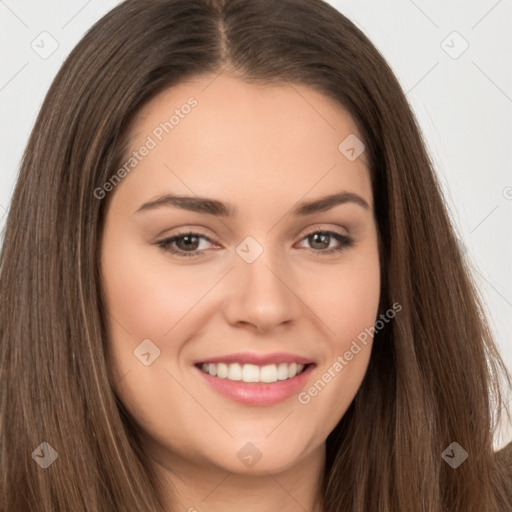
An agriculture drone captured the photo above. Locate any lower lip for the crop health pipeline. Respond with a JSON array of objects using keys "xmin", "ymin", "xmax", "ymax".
[{"xmin": 194, "ymin": 364, "xmax": 316, "ymax": 406}]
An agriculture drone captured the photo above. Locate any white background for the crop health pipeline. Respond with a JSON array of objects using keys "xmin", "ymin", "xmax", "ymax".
[{"xmin": 0, "ymin": 0, "xmax": 511, "ymax": 447}]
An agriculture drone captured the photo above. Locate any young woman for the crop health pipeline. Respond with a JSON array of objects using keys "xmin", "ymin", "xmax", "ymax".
[{"xmin": 1, "ymin": 0, "xmax": 511, "ymax": 511}]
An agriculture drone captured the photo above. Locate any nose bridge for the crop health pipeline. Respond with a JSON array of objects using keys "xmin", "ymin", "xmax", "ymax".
[
  {"xmin": 224, "ymin": 234, "xmax": 300, "ymax": 331},
  {"xmin": 237, "ymin": 235, "xmax": 289, "ymax": 299}
]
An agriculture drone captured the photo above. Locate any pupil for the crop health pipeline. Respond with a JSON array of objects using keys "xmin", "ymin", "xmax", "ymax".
[
  {"xmin": 310, "ymin": 233, "xmax": 329, "ymax": 249},
  {"xmin": 178, "ymin": 235, "xmax": 198, "ymax": 251}
]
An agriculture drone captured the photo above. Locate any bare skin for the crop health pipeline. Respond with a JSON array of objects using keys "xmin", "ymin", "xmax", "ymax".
[{"xmin": 100, "ymin": 72, "xmax": 380, "ymax": 512}]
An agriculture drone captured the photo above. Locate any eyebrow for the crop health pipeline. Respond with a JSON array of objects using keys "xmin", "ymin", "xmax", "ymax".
[{"xmin": 135, "ymin": 191, "xmax": 370, "ymax": 217}]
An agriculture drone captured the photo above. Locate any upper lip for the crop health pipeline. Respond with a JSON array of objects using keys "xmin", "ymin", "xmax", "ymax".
[{"xmin": 194, "ymin": 351, "xmax": 315, "ymax": 366}]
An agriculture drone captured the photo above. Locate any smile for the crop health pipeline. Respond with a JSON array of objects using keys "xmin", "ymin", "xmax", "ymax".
[
  {"xmin": 194, "ymin": 362, "xmax": 316, "ymax": 406},
  {"xmin": 197, "ymin": 361, "xmax": 308, "ymax": 383}
]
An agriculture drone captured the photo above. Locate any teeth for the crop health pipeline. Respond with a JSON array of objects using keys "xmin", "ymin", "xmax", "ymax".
[
  {"xmin": 228, "ymin": 363, "xmax": 242, "ymax": 381},
  {"xmin": 217, "ymin": 362, "xmax": 228, "ymax": 379},
  {"xmin": 260, "ymin": 364, "xmax": 277, "ymax": 382},
  {"xmin": 199, "ymin": 362, "xmax": 306, "ymax": 383},
  {"xmin": 242, "ymin": 364, "xmax": 259, "ymax": 383},
  {"xmin": 277, "ymin": 363, "xmax": 289, "ymax": 380}
]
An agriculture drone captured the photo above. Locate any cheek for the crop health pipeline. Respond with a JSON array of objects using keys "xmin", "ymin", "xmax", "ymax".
[
  {"xmin": 297, "ymin": 243, "xmax": 380, "ymax": 428},
  {"xmin": 99, "ymin": 227, "xmax": 214, "ymax": 391},
  {"xmin": 100, "ymin": 233, "xmax": 208, "ymax": 339},
  {"xmin": 311, "ymin": 240, "xmax": 381, "ymax": 347},
  {"xmin": 331, "ymin": 262, "xmax": 380, "ymax": 343}
]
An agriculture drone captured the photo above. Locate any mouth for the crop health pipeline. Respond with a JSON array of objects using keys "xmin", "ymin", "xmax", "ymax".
[
  {"xmin": 192, "ymin": 355, "xmax": 316, "ymax": 406},
  {"xmin": 195, "ymin": 361, "xmax": 312, "ymax": 383}
]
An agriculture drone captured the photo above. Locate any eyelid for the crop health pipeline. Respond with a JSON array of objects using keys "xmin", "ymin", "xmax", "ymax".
[
  {"xmin": 159, "ymin": 224, "xmax": 350, "ymax": 242},
  {"xmin": 157, "ymin": 229, "xmax": 219, "ymax": 252},
  {"xmin": 299, "ymin": 224, "xmax": 349, "ymax": 239},
  {"xmin": 155, "ymin": 223, "xmax": 354, "ymax": 258}
]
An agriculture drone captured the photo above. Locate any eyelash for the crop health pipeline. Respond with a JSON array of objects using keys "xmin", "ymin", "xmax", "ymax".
[{"xmin": 155, "ymin": 228, "xmax": 354, "ymax": 259}]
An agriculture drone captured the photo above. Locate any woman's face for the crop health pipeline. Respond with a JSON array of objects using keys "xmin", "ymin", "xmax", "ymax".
[{"xmin": 100, "ymin": 73, "xmax": 380, "ymax": 476}]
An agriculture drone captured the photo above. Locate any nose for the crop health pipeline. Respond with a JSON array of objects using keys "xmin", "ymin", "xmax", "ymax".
[{"xmin": 223, "ymin": 246, "xmax": 302, "ymax": 334}]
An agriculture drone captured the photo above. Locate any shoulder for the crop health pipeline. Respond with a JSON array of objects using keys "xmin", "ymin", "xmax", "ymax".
[
  {"xmin": 495, "ymin": 441, "xmax": 512, "ymax": 466},
  {"xmin": 494, "ymin": 441, "xmax": 512, "ymax": 509}
]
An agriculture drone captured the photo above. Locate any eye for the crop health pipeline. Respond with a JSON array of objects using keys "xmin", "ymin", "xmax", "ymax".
[
  {"xmin": 295, "ymin": 229, "xmax": 354, "ymax": 256},
  {"xmin": 156, "ymin": 231, "xmax": 217, "ymax": 258},
  {"xmin": 155, "ymin": 228, "xmax": 354, "ymax": 258}
]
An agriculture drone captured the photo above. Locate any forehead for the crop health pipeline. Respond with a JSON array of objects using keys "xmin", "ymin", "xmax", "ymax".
[
  {"xmin": 133, "ymin": 72, "xmax": 366, "ymax": 156},
  {"xmin": 119, "ymin": 72, "xmax": 372, "ymax": 212}
]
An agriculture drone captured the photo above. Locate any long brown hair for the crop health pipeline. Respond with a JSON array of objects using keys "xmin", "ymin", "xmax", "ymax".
[{"xmin": 1, "ymin": 0, "xmax": 511, "ymax": 510}]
